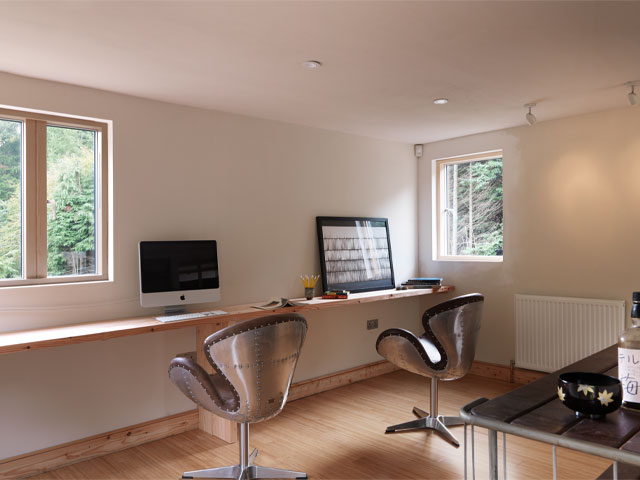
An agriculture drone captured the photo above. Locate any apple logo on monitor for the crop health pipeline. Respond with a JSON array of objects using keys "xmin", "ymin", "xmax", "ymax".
[{"xmin": 180, "ymin": 295, "xmax": 185, "ymax": 301}]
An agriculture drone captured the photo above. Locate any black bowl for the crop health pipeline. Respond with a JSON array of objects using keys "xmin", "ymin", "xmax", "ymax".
[{"xmin": 558, "ymin": 372, "xmax": 622, "ymax": 419}]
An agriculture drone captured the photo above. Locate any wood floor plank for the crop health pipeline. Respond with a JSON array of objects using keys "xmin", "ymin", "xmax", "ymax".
[{"xmin": 31, "ymin": 371, "xmax": 612, "ymax": 480}]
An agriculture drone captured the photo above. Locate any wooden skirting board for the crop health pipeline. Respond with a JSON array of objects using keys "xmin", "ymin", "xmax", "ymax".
[
  {"xmin": 288, "ymin": 360, "xmax": 400, "ymax": 402},
  {"xmin": 0, "ymin": 410, "xmax": 198, "ymax": 479},
  {"xmin": 0, "ymin": 359, "xmax": 542, "ymax": 479},
  {"xmin": 470, "ymin": 360, "xmax": 545, "ymax": 385}
]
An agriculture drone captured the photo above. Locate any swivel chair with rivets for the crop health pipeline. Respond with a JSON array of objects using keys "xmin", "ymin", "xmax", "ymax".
[
  {"xmin": 169, "ymin": 313, "xmax": 307, "ymax": 479},
  {"xmin": 376, "ymin": 293, "xmax": 484, "ymax": 447}
]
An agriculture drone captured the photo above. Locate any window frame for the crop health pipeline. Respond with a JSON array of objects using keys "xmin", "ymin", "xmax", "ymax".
[
  {"xmin": 432, "ymin": 149, "xmax": 503, "ymax": 263},
  {"xmin": 0, "ymin": 107, "xmax": 109, "ymax": 287}
]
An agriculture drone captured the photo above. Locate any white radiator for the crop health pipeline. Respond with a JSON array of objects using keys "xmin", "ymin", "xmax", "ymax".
[{"xmin": 515, "ymin": 294, "xmax": 625, "ymax": 372}]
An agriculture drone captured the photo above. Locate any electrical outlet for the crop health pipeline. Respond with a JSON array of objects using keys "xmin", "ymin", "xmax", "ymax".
[
  {"xmin": 366, "ymin": 318, "xmax": 379, "ymax": 330},
  {"xmin": 176, "ymin": 351, "xmax": 197, "ymax": 362}
]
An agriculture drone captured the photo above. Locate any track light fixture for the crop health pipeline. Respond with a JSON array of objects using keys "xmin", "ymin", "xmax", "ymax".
[
  {"xmin": 626, "ymin": 82, "xmax": 639, "ymax": 106},
  {"xmin": 302, "ymin": 60, "xmax": 322, "ymax": 69},
  {"xmin": 524, "ymin": 103, "xmax": 537, "ymax": 125}
]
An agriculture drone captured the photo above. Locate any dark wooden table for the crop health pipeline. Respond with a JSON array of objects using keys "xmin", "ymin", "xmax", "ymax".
[{"xmin": 461, "ymin": 345, "xmax": 640, "ymax": 479}]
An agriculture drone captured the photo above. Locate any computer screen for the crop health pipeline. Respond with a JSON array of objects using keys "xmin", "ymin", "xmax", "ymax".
[{"xmin": 138, "ymin": 240, "xmax": 221, "ymax": 309}]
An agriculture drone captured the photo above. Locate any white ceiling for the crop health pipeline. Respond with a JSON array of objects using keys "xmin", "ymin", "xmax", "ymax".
[{"xmin": 0, "ymin": 1, "xmax": 639, "ymax": 144}]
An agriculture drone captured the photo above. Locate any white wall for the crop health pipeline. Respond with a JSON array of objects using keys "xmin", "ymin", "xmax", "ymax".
[
  {"xmin": 0, "ymin": 72, "xmax": 429, "ymax": 458},
  {"xmin": 418, "ymin": 106, "xmax": 640, "ymax": 366}
]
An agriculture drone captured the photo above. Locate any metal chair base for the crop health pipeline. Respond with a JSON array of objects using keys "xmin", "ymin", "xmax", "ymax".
[
  {"xmin": 385, "ymin": 403, "xmax": 465, "ymax": 448},
  {"xmin": 183, "ymin": 422, "xmax": 307, "ymax": 480},
  {"xmin": 182, "ymin": 448, "xmax": 307, "ymax": 479},
  {"xmin": 385, "ymin": 377, "xmax": 464, "ymax": 448}
]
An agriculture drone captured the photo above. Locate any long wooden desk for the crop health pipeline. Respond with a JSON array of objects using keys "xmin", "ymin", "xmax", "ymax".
[
  {"xmin": 0, "ymin": 287, "xmax": 453, "ymax": 355},
  {"xmin": 0, "ymin": 286, "xmax": 454, "ymax": 444}
]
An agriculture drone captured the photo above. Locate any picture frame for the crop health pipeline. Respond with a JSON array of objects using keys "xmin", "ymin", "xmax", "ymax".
[{"xmin": 316, "ymin": 216, "xmax": 395, "ymax": 294}]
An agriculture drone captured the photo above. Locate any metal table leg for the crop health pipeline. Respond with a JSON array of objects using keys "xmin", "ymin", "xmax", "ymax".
[
  {"xmin": 472, "ymin": 425, "xmax": 476, "ymax": 480},
  {"xmin": 464, "ymin": 423, "xmax": 467, "ymax": 480},
  {"xmin": 488, "ymin": 429, "xmax": 498, "ymax": 480},
  {"xmin": 503, "ymin": 432, "xmax": 507, "ymax": 480}
]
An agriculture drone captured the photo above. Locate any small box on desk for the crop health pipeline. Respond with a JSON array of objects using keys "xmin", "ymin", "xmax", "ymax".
[
  {"xmin": 322, "ymin": 290, "xmax": 349, "ymax": 299},
  {"xmin": 400, "ymin": 277, "xmax": 443, "ymax": 289}
]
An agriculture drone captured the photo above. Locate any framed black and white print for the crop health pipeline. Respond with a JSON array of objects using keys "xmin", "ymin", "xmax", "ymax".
[{"xmin": 316, "ymin": 216, "xmax": 395, "ymax": 294}]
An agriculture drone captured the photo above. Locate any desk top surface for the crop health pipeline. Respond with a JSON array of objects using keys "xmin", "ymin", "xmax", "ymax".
[{"xmin": 0, "ymin": 286, "xmax": 454, "ymax": 355}]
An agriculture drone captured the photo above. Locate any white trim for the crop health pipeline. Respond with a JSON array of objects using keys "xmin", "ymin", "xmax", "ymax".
[
  {"xmin": 435, "ymin": 255, "xmax": 503, "ymax": 263},
  {"xmin": 0, "ymin": 103, "xmax": 110, "ymax": 125},
  {"xmin": 0, "ymin": 274, "xmax": 110, "ymax": 288},
  {"xmin": 431, "ymin": 159, "xmax": 438, "ymax": 261},
  {"xmin": 432, "ymin": 149, "xmax": 503, "ymax": 164}
]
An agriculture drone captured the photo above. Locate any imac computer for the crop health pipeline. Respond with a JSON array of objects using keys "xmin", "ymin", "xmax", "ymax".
[{"xmin": 138, "ymin": 240, "xmax": 221, "ymax": 316}]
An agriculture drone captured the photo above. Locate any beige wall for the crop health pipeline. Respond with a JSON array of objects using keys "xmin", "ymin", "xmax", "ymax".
[
  {"xmin": 418, "ymin": 106, "xmax": 640, "ymax": 366},
  {"xmin": 8, "ymin": 70, "xmax": 634, "ymax": 460},
  {"xmin": 0, "ymin": 72, "xmax": 430, "ymax": 458}
]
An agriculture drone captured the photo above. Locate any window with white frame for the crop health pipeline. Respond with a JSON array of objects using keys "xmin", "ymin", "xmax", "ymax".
[
  {"xmin": 0, "ymin": 107, "xmax": 109, "ymax": 286},
  {"xmin": 433, "ymin": 150, "xmax": 503, "ymax": 261}
]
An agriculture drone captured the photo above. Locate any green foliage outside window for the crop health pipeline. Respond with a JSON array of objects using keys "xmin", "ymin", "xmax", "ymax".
[
  {"xmin": 445, "ymin": 157, "xmax": 503, "ymax": 256},
  {"xmin": 0, "ymin": 120, "xmax": 21, "ymax": 278},
  {"xmin": 0, "ymin": 121, "xmax": 96, "ymax": 280},
  {"xmin": 47, "ymin": 126, "xmax": 96, "ymax": 276}
]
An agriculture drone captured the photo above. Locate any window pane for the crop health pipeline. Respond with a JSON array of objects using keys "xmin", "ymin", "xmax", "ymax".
[
  {"xmin": 47, "ymin": 125, "xmax": 96, "ymax": 276},
  {"xmin": 444, "ymin": 158, "xmax": 503, "ymax": 256},
  {"xmin": 0, "ymin": 119, "xmax": 23, "ymax": 279}
]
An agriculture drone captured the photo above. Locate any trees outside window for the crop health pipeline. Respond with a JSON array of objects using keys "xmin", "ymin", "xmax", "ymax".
[
  {"xmin": 46, "ymin": 126, "xmax": 97, "ymax": 277},
  {"xmin": 0, "ymin": 119, "xmax": 22, "ymax": 279},
  {"xmin": 434, "ymin": 151, "xmax": 503, "ymax": 261}
]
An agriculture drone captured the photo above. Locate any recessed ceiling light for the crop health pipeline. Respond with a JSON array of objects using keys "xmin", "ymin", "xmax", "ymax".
[
  {"xmin": 302, "ymin": 60, "xmax": 322, "ymax": 69},
  {"xmin": 433, "ymin": 98, "xmax": 448, "ymax": 105}
]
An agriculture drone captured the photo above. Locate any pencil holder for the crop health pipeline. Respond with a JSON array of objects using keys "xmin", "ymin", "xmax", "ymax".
[{"xmin": 300, "ymin": 274, "xmax": 320, "ymax": 300}]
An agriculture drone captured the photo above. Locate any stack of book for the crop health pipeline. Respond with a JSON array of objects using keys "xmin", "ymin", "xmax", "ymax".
[
  {"xmin": 322, "ymin": 290, "xmax": 349, "ymax": 299},
  {"xmin": 401, "ymin": 277, "xmax": 442, "ymax": 289}
]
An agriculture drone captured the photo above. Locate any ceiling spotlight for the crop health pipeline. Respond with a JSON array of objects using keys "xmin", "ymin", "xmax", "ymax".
[
  {"xmin": 302, "ymin": 60, "xmax": 322, "ymax": 69},
  {"xmin": 524, "ymin": 103, "xmax": 537, "ymax": 125},
  {"xmin": 626, "ymin": 82, "xmax": 639, "ymax": 106},
  {"xmin": 433, "ymin": 98, "xmax": 449, "ymax": 105}
]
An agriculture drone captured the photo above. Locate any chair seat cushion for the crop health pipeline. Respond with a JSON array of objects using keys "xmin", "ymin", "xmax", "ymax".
[{"xmin": 376, "ymin": 328, "xmax": 447, "ymax": 377}]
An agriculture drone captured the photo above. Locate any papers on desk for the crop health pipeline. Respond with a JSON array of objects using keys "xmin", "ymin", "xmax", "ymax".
[{"xmin": 254, "ymin": 297, "xmax": 305, "ymax": 310}]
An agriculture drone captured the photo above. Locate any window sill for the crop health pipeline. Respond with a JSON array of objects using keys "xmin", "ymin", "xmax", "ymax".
[
  {"xmin": 0, "ymin": 275, "xmax": 111, "ymax": 289},
  {"xmin": 435, "ymin": 255, "xmax": 503, "ymax": 263}
]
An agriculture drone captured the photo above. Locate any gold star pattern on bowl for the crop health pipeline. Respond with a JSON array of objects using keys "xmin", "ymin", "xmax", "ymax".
[
  {"xmin": 577, "ymin": 384, "xmax": 594, "ymax": 396},
  {"xmin": 557, "ymin": 386, "xmax": 566, "ymax": 402},
  {"xmin": 597, "ymin": 389, "xmax": 614, "ymax": 406}
]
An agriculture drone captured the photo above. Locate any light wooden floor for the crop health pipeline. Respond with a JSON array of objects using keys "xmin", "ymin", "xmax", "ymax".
[{"xmin": 33, "ymin": 371, "xmax": 611, "ymax": 479}]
